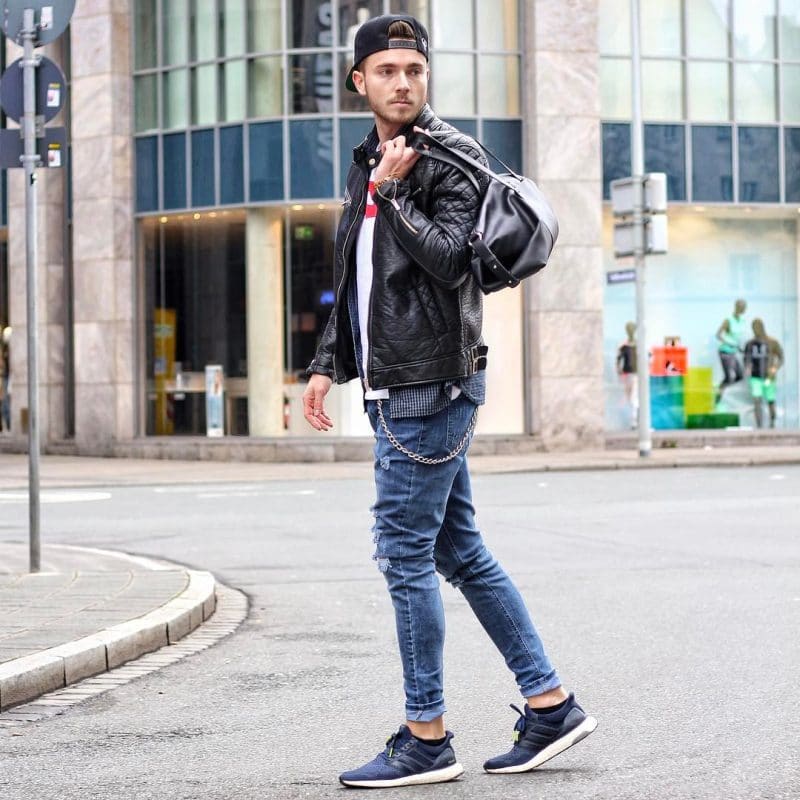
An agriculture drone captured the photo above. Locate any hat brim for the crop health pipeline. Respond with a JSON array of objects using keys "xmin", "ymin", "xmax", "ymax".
[{"xmin": 345, "ymin": 65, "xmax": 358, "ymax": 93}]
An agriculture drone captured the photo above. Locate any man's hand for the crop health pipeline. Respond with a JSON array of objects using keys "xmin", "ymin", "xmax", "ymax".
[
  {"xmin": 374, "ymin": 135, "xmax": 420, "ymax": 184},
  {"xmin": 302, "ymin": 374, "xmax": 334, "ymax": 432}
]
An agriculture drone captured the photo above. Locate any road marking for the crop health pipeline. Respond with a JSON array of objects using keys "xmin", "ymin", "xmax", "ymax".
[
  {"xmin": 196, "ymin": 489, "xmax": 316, "ymax": 499},
  {"xmin": 0, "ymin": 490, "xmax": 111, "ymax": 505},
  {"xmin": 768, "ymin": 474, "xmax": 785, "ymax": 481}
]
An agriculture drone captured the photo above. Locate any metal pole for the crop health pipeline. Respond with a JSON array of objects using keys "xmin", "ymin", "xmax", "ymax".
[
  {"xmin": 22, "ymin": 8, "xmax": 42, "ymax": 571},
  {"xmin": 630, "ymin": 0, "xmax": 651, "ymax": 457}
]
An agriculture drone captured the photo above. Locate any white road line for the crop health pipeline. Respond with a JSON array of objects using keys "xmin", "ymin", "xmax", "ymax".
[{"xmin": 0, "ymin": 490, "xmax": 112, "ymax": 505}]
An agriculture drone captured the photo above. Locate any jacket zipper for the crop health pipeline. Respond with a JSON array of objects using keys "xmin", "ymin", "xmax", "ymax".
[{"xmin": 387, "ymin": 194, "xmax": 419, "ymax": 235}]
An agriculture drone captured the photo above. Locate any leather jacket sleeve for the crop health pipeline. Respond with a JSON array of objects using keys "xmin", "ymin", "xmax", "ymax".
[
  {"xmin": 306, "ymin": 307, "xmax": 337, "ymax": 378},
  {"xmin": 373, "ymin": 155, "xmax": 484, "ymax": 289}
]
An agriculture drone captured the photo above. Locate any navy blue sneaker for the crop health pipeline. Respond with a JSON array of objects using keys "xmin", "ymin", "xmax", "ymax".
[
  {"xmin": 339, "ymin": 725, "xmax": 464, "ymax": 788},
  {"xmin": 483, "ymin": 693, "xmax": 597, "ymax": 774}
]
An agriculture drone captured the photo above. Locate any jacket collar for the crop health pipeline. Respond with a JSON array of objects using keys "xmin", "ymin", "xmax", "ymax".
[{"xmin": 353, "ymin": 104, "xmax": 437, "ymax": 165}]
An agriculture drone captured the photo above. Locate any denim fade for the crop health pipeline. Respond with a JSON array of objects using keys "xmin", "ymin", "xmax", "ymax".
[{"xmin": 367, "ymin": 395, "xmax": 561, "ymax": 722}]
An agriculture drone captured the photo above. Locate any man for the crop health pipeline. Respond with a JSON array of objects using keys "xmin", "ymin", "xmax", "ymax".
[
  {"xmin": 303, "ymin": 14, "xmax": 596, "ymax": 789},
  {"xmin": 716, "ymin": 298, "xmax": 747, "ymax": 403},
  {"xmin": 743, "ymin": 318, "xmax": 784, "ymax": 428}
]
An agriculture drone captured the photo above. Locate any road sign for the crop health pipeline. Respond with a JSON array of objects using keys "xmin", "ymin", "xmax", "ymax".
[
  {"xmin": 0, "ymin": 125, "xmax": 65, "ymax": 168},
  {"xmin": 0, "ymin": 56, "xmax": 65, "ymax": 123},
  {"xmin": 1, "ymin": 0, "xmax": 76, "ymax": 46}
]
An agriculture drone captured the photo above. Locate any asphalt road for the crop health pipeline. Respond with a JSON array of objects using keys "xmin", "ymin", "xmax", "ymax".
[{"xmin": 1, "ymin": 464, "xmax": 798, "ymax": 800}]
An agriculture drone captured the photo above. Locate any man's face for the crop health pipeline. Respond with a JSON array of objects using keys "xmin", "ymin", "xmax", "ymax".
[{"xmin": 352, "ymin": 48, "xmax": 428, "ymax": 131}]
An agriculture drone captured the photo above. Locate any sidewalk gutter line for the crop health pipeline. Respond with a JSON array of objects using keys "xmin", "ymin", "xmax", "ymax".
[{"xmin": 0, "ymin": 549, "xmax": 217, "ymax": 712}]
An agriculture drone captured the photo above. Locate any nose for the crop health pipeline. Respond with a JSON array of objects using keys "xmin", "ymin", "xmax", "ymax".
[{"xmin": 395, "ymin": 71, "xmax": 410, "ymax": 91}]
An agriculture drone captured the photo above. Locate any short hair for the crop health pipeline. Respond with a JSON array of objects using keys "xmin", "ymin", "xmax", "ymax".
[{"xmin": 387, "ymin": 20, "xmax": 416, "ymax": 40}]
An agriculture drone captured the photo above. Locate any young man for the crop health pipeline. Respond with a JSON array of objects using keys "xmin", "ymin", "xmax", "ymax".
[{"xmin": 303, "ymin": 14, "xmax": 596, "ymax": 788}]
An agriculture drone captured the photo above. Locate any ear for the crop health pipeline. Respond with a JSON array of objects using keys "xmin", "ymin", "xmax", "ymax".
[{"xmin": 352, "ymin": 70, "xmax": 367, "ymax": 96}]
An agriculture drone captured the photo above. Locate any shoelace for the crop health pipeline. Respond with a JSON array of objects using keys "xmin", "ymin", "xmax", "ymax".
[
  {"xmin": 384, "ymin": 730, "xmax": 403, "ymax": 758},
  {"xmin": 509, "ymin": 704, "xmax": 528, "ymax": 743}
]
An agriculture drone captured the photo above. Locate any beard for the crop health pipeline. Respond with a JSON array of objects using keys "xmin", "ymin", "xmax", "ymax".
[{"xmin": 363, "ymin": 80, "xmax": 426, "ymax": 135}]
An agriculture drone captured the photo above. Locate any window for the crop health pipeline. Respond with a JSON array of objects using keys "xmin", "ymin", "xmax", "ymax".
[
  {"xmin": 134, "ymin": 0, "xmax": 157, "ymax": 69},
  {"xmin": 220, "ymin": 126, "xmax": 245, "ymax": 205},
  {"xmin": 691, "ymin": 125, "xmax": 733, "ymax": 202},
  {"xmin": 163, "ymin": 133, "xmax": 187, "ymax": 209},
  {"xmin": 642, "ymin": 60, "xmax": 683, "ymax": 120},
  {"xmin": 686, "ymin": 0, "xmax": 730, "ymax": 58},
  {"xmin": 290, "ymin": 0, "xmax": 334, "ymax": 49},
  {"xmin": 785, "ymin": 128, "xmax": 800, "ymax": 202},
  {"xmin": 600, "ymin": 58, "xmax": 632, "ymax": 119},
  {"xmin": 476, "ymin": 0, "xmax": 518, "ymax": 51},
  {"xmin": 641, "ymin": 0, "xmax": 682, "ymax": 57},
  {"xmin": 599, "ymin": 0, "xmax": 630, "ymax": 55},
  {"xmin": 781, "ymin": 0, "xmax": 800, "ymax": 59},
  {"xmin": 733, "ymin": 0, "xmax": 776, "ymax": 60},
  {"xmin": 434, "ymin": 0, "xmax": 473, "ymax": 49},
  {"xmin": 250, "ymin": 122, "xmax": 284, "ymax": 201},
  {"xmin": 191, "ymin": 129, "xmax": 215, "ymax": 207},
  {"xmin": 290, "ymin": 119, "xmax": 334, "ymax": 198},
  {"xmin": 248, "ymin": 0, "xmax": 282, "ymax": 52},
  {"xmin": 738, "ymin": 127, "xmax": 779, "ymax": 203},
  {"xmin": 135, "ymin": 74, "xmax": 158, "ymax": 133},
  {"xmin": 162, "ymin": 0, "xmax": 188, "ymax": 66},
  {"xmin": 136, "ymin": 137, "xmax": 159, "ymax": 212},
  {"xmin": 602, "ymin": 123, "xmax": 631, "ymax": 200},
  {"xmin": 479, "ymin": 56, "xmax": 520, "ymax": 117},
  {"xmin": 433, "ymin": 54, "xmax": 475, "ymax": 116},
  {"xmin": 645, "ymin": 125, "xmax": 686, "ymax": 201},
  {"xmin": 191, "ymin": 0, "xmax": 216, "ymax": 61},
  {"xmin": 249, "ymin": 57, "xmax": 283, "ymax": 118},
  {"xmin": 687, "ymin": 62, "xmax": 730, "ymax": 121},
  {"xmin": 734, "ymin": 63, "xmax": 777, "ymax": 122}
]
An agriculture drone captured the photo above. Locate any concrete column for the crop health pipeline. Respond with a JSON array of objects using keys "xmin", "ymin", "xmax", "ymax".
[
  {"xmin": 70, "ymin": 3, "xmax": 135, "ymax": 451},
  {"xmin": 6, "ymin": 39, "xmax": 67, "ymax": 445},
  {"xmin": 246, "ymin": 209, "xmax": 285, "ymax": 436},
  {"xmin": 522, "ymin": 0, "xmax": 605, "ymax": 448}
]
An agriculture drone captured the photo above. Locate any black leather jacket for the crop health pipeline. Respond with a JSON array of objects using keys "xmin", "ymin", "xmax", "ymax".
[{"xmin": 307, "ymin": 105, "xmax": 489, "ymax": 389}]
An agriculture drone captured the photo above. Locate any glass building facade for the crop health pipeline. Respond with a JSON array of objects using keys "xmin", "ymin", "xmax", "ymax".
[
  {"xmin": 133, "ymin": 0, "xmax": 523, "ymax": 437},
  {"xmin": 600, "ymin": 0, "xmax": 800, "ymax": 431}
]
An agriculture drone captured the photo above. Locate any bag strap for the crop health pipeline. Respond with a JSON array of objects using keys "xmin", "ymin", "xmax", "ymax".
[
  {"xmin": 469, "ymin": 235, "xmax": 521, "ymax": 288},
  {"xmin": 411, "ymin": 129, "xmax": 523, "ymax": 190}
]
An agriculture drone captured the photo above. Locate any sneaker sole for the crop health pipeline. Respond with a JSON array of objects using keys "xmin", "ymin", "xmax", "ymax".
[
  {"xmin": 484, "ymin": 716, "xmax": 598, "ymax": 774},
  {"xmin": 340, "ymin": 762, "xmax": 464, "ymax": 788}
]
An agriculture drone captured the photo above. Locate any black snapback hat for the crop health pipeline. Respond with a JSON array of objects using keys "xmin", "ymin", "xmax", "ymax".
[{"xmin": 345, "ymin": 14, "xmax": 430, "ymax": 93}]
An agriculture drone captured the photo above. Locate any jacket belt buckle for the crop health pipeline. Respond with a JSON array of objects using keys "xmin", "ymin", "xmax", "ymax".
[{"xmin": 471, "ymin": 345, "xmax": 488, "ymax": 373}]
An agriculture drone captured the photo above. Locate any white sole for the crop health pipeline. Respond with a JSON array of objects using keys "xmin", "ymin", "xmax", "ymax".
[
  {"xmin": 340, "ymin": 762, "xmax": 464, "ymax": 788},
  {"xmin": 485, "ymin": 716, "xmax": 598, "ymax": 774}
]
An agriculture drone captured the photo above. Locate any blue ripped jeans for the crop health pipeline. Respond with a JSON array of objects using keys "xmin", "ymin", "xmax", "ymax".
[{"xmin": 367, "ymin": 396, "xmax": 560, "ymax": 723}]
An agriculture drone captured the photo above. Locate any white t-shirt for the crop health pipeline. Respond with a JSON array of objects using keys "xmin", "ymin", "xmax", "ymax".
[{"xmin": 356, "ymin": 169, "xmax": 389, "ymax": 400}]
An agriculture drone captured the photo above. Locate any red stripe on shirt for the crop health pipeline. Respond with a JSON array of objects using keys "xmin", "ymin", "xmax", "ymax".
[{"xmin": 365, "ymin": 182, "xmax": 378, "ymax": 218}]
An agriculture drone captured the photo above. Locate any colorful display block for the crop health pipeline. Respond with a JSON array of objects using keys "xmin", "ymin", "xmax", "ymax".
[
  {"xmin": 650, "ymin": 375, "xmax": 685, "ymax": 430},
  {"xmin": 684, "ymin": 366, "xmax": 715, "ymax": 415},
  {"xmin": 686, "ymin": 413, "xmax": 740, "ymax": 429},
  {"xmin": 650, "ymin": 346, "xmax": 688, "ymax": 376}
]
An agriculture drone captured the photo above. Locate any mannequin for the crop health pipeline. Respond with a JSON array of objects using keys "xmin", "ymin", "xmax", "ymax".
[
  {"xmin": 716, "ymin": 298, "xmax": 746, "ymax": 402},
  {"xmin": 616, "ymin": 321, "xmax": 638, "ymax": 429},
  {"xmin": 743, "ymin": 318, "xmax": 784, "ymax": 428}
]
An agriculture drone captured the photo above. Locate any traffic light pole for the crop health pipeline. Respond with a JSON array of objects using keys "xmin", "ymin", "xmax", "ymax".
[
  {"xmin": 22, "ymin": 8, "xmax": 41, "ymax": 571},
  {"xmin": 630, "ymin": 0, "xmax": 651, "ymax": 457}
]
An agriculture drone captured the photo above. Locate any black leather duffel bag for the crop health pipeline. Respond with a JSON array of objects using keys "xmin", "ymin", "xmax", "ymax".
[{"xmin": 413, "ymin": 130, "xmax": 559, "ymax": 294}]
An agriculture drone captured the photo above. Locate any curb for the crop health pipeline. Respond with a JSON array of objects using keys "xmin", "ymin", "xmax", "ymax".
[{"xmin": 0, "ymin": 548, "xmax": 217, "ymax": 712}]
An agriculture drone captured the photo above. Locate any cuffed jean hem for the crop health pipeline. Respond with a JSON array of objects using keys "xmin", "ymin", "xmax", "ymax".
[
  {"xmin": 519, "ymin": 670, "xmax": 562, "ymax": 699},
  {"xmin": 406, "ymin": 701, "xmax": 448, "ymax": 723}
]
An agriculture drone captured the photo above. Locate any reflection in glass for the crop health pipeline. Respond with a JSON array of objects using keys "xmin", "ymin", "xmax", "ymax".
[
  {"xmin": 476, "ymin": 0, "xmax": 518, "ymax": 51},
  {"xmin": 222, "ymin": 60, "xmax": 246, "ymax": 121},
  {"xmin": 340, "ymin": 0, "xmax": 382, "ymax": 52},
  {"xmin": 249, "ymin": 57, "xmax": 283, "ymax": 117},
  {"xmin": 163, "ymin": 69, "xmax": 189, "ymax": 129},
  {"xmin": 290, "ymin": 0, "xmax": 334, "ymax": 50},
  {"xmin": 641, "ymin": 0, "xmax": 681, "ymax": 57},
  {"xmin": 781, "ymin": 0, "xmax": 800, "ymax": 59},
  {"xmin": 338, "ymin": 54, "xmax": 371, "ymax": 112},
  {"xmin": 136, "ymin": 136, "xmax": 159, "ymax": 212},
  {"xmin": 432, "ymin": 54, "xmax": 474, "ymax": 115},
  {"xmin": 191, "ymin": 129, "xmax": 215, "ymax": 207},
  {"xmin": 688, "ymin": 62, "xmax": 730, "ymax": 121},
  {"xmin": 135, "ymin": 74, "xmax": 158, "ymax": 132},
  {"xmin": 479, "ymin": 56, "xmax": 519, "ymax": 116},
  {"xmin": 602, "ymin": 123, "xmax": 631, "ymax": 199},
  {"xmin": 600, "ymin": 58, "xmax": 631, "ymax": 119},
  {"xmin": 735, "ymin": 63, "xmax": 776, "ymax": 122},
  {"xmin": 644, "ymin": 125, "xmax": 685, "ymax": 201},
  {"xmin": 134, "ymin": 0, "xmax": 157, "ymax": 69},
  {"xmin": 786, "ymin": 128, "xmax": 800, "ymax": 202},
  {"xmin": 193, "ymin": 64, "xmax": 218, "ymax": 125},
  {"xmin": 483, "ymin": 120, "xmax": 522, "ymax": 173},
  {"xmin": 289, "ymin": 119, "xmax": 334, "ymax": 199},
  {"xmin": 691, "ymin": 125, "xmax": 733, "ymax": 202},
  {"xmin": 287, "ymin": 207, "xmax": 337, "ymax": 375},
  {"xmin": 249, "ymin": 122, "xmax": 284, "ymax": 201},
  {"xmin": 222, "ymin": 0, "xmax": 247, "ymax": 56},
  {"xmin": 733, "ymin": 0, "xmax": 776, "ymax": 59},
  {"xmin": 191, "ymin": 0, "xmax": 216, "ymax": 61},
  {"xmin": 163, "ymin": 133, "xmax": 187, "ymax": 210},
  {"xmin": 291, "ymin": 53, "xmax": 334, "ymax": 114},
  {"xmin": 220, "ymin": 126, "xmax": 245, "ymax": 204},
  {"xmin": 433, "ymin": 0, "xmax": 472, "ymax": 49},
  {"xmin": 642, "ymin": 60, "xmax": 683, "ymax": 120},
  {"xmin": 248, "ymin": 0, "xmax": 282, "ymax": 52},
  {"xmin": 598, "ymin": 0, "xmax": 630, "ymax": 55},
  {"xmin": 162, "ymin": 0, "xmax": 188, "ymax": 66},
  {"xmin": 339, "ymin": 118, "xmax": 373, "ymax": 194},
  {"xmin": 687, "ymin": 0, "xmax": 729, "ymax": 58},
  {"xmin": 738, "ymin": 127, "xmax": 779, "ymax": 203},
  {"xmin": 390, "ymin": 0, "xmax": 430, "ymax": 28},
  {"xmin": 784, "ymin": 65, "xmax": 800, "ymax": 124}
]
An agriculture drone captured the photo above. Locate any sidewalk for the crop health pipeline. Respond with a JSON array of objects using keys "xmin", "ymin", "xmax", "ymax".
[
  {"xmin": 0, "ymin": 542, "xmax": 216, "ymax": 711},
  {"xmin": 0, "ymin": 444, "xmax": 799, "ymax": 491}
]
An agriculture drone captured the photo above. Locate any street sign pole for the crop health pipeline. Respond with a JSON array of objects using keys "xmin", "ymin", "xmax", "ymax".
[
  {"xmin": 630, "ymin": 0, "xmax": 651, "ymax": 457},
  {"xmin": 22, "ymin": 7, "xmax": 41, "ymax": 571}
]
